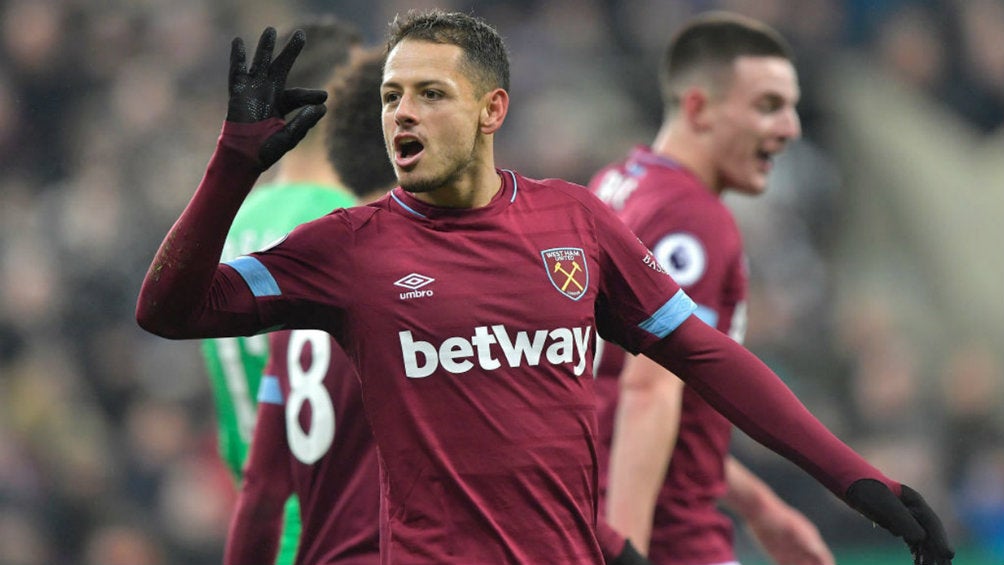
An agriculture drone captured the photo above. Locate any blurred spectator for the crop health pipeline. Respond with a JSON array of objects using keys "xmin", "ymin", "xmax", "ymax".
[
  {"xmin": 0, "ymin": 509, "xmax": 52, "ymax": 565},
  {"xmin": 950, "ymin": 0, "xmax": 1004, "ymax": 132},
  {"xmin": 940, "ymin": 340, "xmax": 1004, "ymax": 560},
  {"xmin": 940, "ymin": 340, "xmax": 1004, "ymax": 486},
  {"xmin": 83, "ymin": 522, "xmax": 166, "ymax": 565},
  {"xmin": 872, "ymin": 3, "xmax": 948, "ymax": 91}
]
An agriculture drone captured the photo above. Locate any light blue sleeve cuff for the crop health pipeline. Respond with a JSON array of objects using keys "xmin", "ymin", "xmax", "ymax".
[
  {"xmin": 257, "ymin": 375, "xmax": 284, "ymax": 405},
  {"xmin": 693, "ymin": 304, "xmax": 719, "ymax": 328},
  {"xmin": 638, "ymin": 289, "xmax": 697, "ymax": 338},
  {"xmin": 225, "ymin": 256, "xmax": 281, "ymax": 297}
]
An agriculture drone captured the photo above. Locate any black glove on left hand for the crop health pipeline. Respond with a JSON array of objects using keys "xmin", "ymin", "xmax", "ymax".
[
  {"xmin": 227, "ymin": 26, "xmax": 328, "ymax": 169},
  {"xmin": 845, "ymin": 479, "xmax": 954, "ymax": 565}
]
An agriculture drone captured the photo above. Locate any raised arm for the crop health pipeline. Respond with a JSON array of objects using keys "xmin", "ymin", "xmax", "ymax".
[
  {"xmin": 642, "ymin": 316, "xmax": 954, "ymax": 565},
  {"xmin": 136, "ymin": 27, "xmax": 327, "ymax": 339}
]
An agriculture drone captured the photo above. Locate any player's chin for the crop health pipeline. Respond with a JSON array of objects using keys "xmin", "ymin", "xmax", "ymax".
[
  {"xmin": 732, "ymin": 178, "xmax": 767, "ymax": 195},
  {"xmin": 394, "ymin": 167, "xmax": 419, "ymax": 188},
  {"xmin": 399, "ymin": 173, "xmax": 440, "ymax": 194}
]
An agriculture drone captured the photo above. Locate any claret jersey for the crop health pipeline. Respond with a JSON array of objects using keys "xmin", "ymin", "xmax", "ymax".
[
  {"xmin": 224, "ymin": 169, "xmax": 695, "ymax": 564},
  {"xmin": 590, "ymin": 146, "xmax": 747, "ymax": 565},
  {"xmin": 249, "ymin": 328, "xmax": 380, "ymax": 565}
]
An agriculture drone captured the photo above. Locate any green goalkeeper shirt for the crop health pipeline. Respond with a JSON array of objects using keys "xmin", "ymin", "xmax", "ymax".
[{"xmin": 200, "ymin": 182, "xmax": 356, "ymax": 565}]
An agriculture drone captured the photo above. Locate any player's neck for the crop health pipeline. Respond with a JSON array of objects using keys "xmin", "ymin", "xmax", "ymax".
[
  {"xmin": 651, "ymin": 123, "xmax": 725, "ymax": 197},
  {"xmin": 411, "ymin": 145, "xmax": 500, "ymax": 209},
  {"xmin": 412, "ymin": 169, "xmax": 501, "ymax": 209}
]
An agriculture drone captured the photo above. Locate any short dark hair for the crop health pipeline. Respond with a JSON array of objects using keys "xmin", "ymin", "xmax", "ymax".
[
  {"xmin": 326, "ymin": 48, "xmax": 397, "ymax": 197},
  {"xmin": 385, "ymin": 9, "xmax": 510, "ymax": 94},
  {"xmin": 280, "ymin": 15, "xmax": 363, "ymax": 89},
  {"xmin": 661, "ymin": 11, "xmax": 793, "ymax": 110}
]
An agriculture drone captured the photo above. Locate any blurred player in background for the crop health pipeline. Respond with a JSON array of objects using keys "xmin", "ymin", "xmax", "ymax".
[
  {"xmin": 591, "ymin": 12, "xmax": 832, "ymax": 565},
  {"xmin": 198, "ymin": 16, "xmax": 362, "ymax": 565},
  {"xmin": 223, "ymin": 46, "xmax": 396, "ymax": 565},
  {"xmin": 137, "ymin": 9, "xmax": 953, "ymax": 565}
]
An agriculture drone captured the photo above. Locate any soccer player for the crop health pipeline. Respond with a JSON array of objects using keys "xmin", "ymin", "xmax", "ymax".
[
  {"xmin": 222, "ymin": 46, "xmax": 396, "ymax": 565},
  {"xmin": 590, "ymin": 12, "xmax": 835, "ymax": 565},
  {"xmin": 197, "ymin": 16, "xmax": 363, "ymax": 565},
  {"xmin": 136, "ymin": 10, "xmax": 954, "ymax": 565}
]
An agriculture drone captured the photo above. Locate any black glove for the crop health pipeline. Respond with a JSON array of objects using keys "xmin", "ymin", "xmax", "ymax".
[
  {"xmin": 607, "ymin": 539, "xmax": 652, "ymax": 565},
  {"xmin": 227, "ymin": 26, "xmax": 328, "ymax": 169},
  {"xmin": 845, "ymin": 479, "xmax": 954, "ymax": 565}
]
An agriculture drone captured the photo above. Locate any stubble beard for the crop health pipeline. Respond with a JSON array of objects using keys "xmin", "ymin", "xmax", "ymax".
[
  {"xmin": 399, "ymin": 175, "xmax": 443, "ymax": 194},
  {"xmin": 399, "ymin": 140, "xmax": 480, "ymax": 196}
]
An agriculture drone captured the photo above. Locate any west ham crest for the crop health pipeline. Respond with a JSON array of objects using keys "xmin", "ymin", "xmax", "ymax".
[{"xmin": 541, "ymin": 247, "xmax": 589, "ymax": 301}]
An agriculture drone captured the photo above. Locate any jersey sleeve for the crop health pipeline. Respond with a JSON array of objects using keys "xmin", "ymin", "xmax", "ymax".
[
  {"xmin": 643, "ymin": 315, "xmax": 898, "ymax": 499},
  {"xmin": 590, "ymin": 196, "xmax": 697, "ymax": 355},
  {"xmin": 630, "ymin": 194, "xmax": 740, "ymax": 329},
  {"xmin": 223, "ymin": 357, "xmax": 294, "ymax": 565},
  {"xmin": 223, "ymin": 211, "xmax": 358, "ymax": 337},
  {"xmin": 137, "ymin": 119, "xmax": 347, "ymax": 339}
]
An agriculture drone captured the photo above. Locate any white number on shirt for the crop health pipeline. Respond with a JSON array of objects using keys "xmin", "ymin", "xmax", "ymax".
[{"xmin": 285, "ymin": 330, "xmax": 335, "ymax": 464}]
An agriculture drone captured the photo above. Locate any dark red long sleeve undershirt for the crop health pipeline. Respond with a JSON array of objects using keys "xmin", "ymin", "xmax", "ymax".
[
  {"xmin": 644, "ymin": 316, "xmax": 900, "ymax": 500},
  {"xmin": 136, "ymin": 120, "xmax": 283, "ymax": 339}
]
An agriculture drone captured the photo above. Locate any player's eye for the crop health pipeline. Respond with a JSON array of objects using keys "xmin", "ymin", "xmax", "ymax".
[{"xmin": 756, "ymin": 94, "xmax": 787, "ymax": 114}]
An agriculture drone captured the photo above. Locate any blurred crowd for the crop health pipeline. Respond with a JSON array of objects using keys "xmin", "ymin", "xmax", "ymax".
[{"xmin": 0, "ymin": 0, "xmax": 1002, "ymax": 564}]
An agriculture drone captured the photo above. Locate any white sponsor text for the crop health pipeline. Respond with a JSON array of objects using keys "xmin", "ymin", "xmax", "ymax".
[{"xmin": 400, "ymin": 325, "xmax": 592, "ymax": 378}]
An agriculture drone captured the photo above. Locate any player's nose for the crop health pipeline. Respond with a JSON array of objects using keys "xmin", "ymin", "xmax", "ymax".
[
  {"xmin": 394, "ymin": 92, "xmax": 419, "ymax": 126},
  {"xmin": 778, "ymin": 107, "xmax": 801, "ymax": 140}
]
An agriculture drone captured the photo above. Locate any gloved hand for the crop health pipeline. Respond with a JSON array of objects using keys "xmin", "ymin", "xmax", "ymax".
[
  {"xmin": 227, "ymin": 26, "xmax": 328, "ymax": 169},
  {"xmin": 607, "ymin": 539, "xmax": 652, "ymax": 565},
  {"xmin": 845, "ymin": 479, "xmax": 954, "ymax": 565}
]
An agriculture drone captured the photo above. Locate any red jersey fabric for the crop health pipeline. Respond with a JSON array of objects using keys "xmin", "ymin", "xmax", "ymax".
[
  {"xmin": 590, "ymin": 146, "xmax": 747, "ymax": 565},
  {"xmin": 226, "ymin": 166, "xmax": 693, "ymax": 564},
  {"xmin": 257, "ymin": 329, "xmax": 380, "ymax": 565}
]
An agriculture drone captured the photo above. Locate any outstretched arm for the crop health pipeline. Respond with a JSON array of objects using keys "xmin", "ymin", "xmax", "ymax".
[
  {"xmin": 723, "ymin": 456, "xmax": 834, "ymax": 565},
  {"xmin": 136, "ymin": 27, "xmax": 327, "ymax": 339},
  {"xmin": 605, "ymin": 354, "xmax": 683, "ymax": 555},
  {"xmin": 606, "ymin": 356, "xmax": 833, "ymax": 564},
  {"xmin": 641, "ymin": 316, "xmax": 954, "ymax": 565}
]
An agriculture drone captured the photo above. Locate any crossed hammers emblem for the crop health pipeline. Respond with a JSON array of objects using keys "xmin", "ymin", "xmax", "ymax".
[{"xmin": 553, "ymin": 261, "xmax": 584, "ymax": 292}]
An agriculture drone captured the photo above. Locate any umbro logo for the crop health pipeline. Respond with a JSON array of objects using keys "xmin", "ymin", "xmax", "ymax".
[
  {"xmin": 394, "ymin": 273, "xmax": 435, "ymax": 290},
  {"xmin": 395, "ymin": 273, "xmax": 435, "ymax": 300}
]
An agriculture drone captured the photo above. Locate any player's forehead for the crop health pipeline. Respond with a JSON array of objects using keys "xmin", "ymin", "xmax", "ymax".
[
  {"xmin": 382, "ymin": 39, "xmax": 467, "ymax": 90},
  {"xmin": 728, "ymin": 55, "xmax": 800, "ymax": 102}
]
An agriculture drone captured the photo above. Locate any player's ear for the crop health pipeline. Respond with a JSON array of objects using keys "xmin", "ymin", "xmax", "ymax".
[
  {"xmin": 680, "ymin": 87, "xmax": 711, "ymax": 132},
  {"xmin": 479, "ymin": 88, "xmax": 509, "ymax": 134}
]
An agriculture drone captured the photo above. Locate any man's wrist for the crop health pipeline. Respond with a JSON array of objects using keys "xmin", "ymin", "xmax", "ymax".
[{"xmin": 219, "ymin": 118, "xmax": 286, "ymax": 169}]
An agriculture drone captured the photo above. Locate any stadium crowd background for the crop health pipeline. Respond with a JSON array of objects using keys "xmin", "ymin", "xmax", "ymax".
[{"xmin": 0, "ymin": 0, "xmax": 1002, "ymax": 563}]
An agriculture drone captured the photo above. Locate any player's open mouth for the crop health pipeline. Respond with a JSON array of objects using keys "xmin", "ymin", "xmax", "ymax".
[
  {"xmin": 756, "ymin": 149, "xmax": 773, "ymax": 170},
  {"xmin": 394, "ymin": 136, "xmax": 425, "ymax": 169}
]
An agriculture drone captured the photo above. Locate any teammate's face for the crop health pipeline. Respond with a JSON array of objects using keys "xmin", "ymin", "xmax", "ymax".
[
  {"xmin": 381, "ymin": 40, "xmax": 487, "ymax": 196},
  {"xmin": 706, "ymin": 56, "xmax": 801, "ymax": 195}
]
